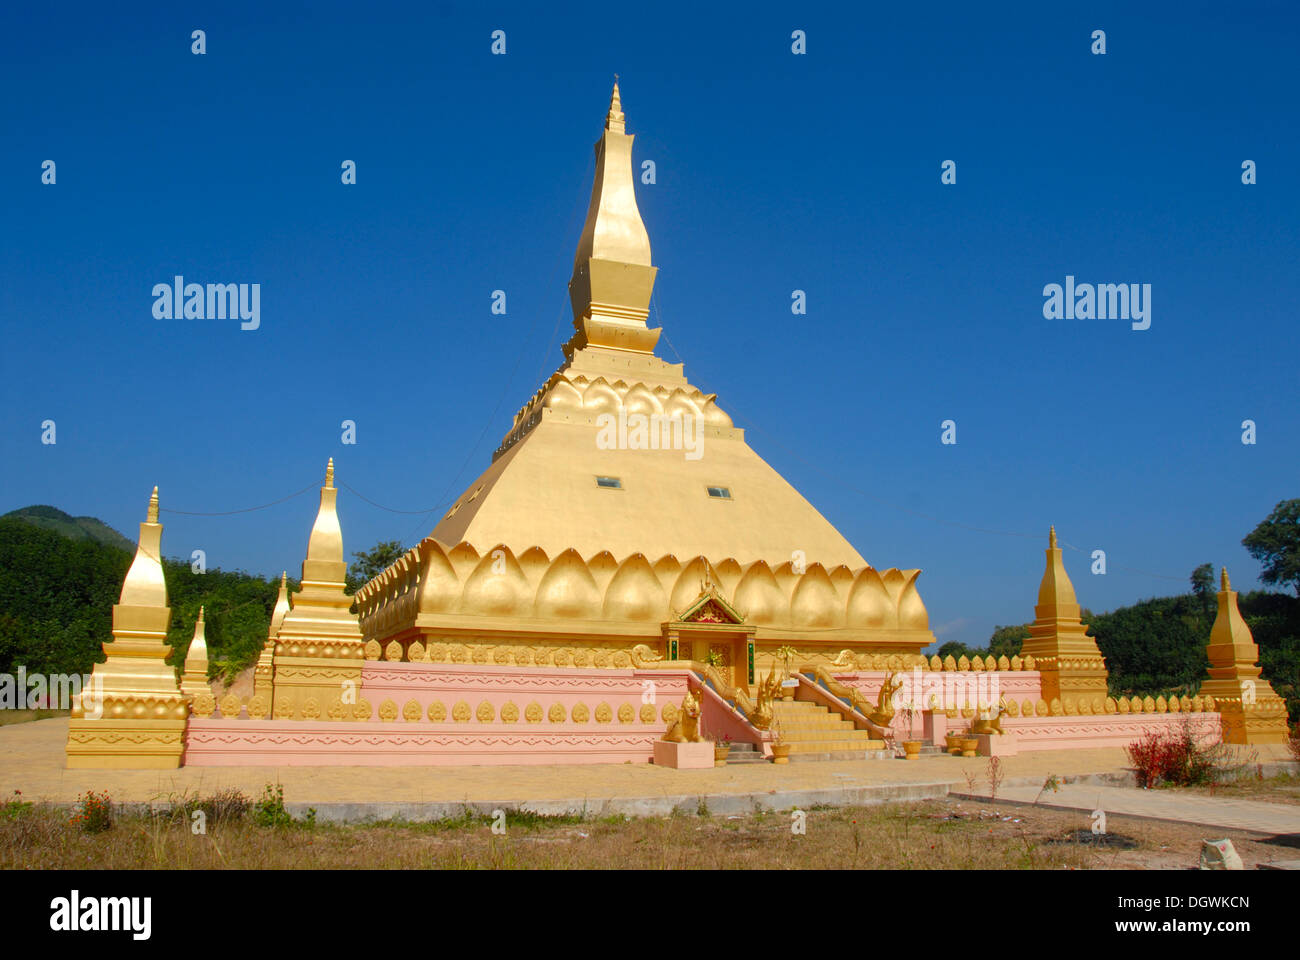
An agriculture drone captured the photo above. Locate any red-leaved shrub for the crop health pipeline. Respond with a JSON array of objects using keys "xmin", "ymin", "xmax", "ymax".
[{"xmin": 1126, "ymin": 720, "xmax": 1224, "ymax": 788}]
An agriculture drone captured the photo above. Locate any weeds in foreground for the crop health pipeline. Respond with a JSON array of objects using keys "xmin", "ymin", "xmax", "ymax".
[
  {"xmin": 251, "ymin": 784, "xmax": 315, "ymax": 829},
  {"xmin": 70, "ymin": 790, "xmax": 113, "ymax": 834}
]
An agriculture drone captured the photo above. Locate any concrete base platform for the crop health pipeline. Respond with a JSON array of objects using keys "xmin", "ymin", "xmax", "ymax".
[{"xmin": 6, "ymin": 717, "xmax": 1297, "ymax": 825}]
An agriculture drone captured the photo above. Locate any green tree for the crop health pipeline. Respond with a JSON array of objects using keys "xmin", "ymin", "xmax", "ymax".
[
  {"xmin": 1243, "ymin": 499, "xmax": 1300, "ymax": 595},
  {"xmin": 987, "ymin": 624, "xmax": 1029, "ymax": 659},
  {"xmin": 1190, "ymin": 563, "xmax": 1215, "ymax": 618},
  {"xmin": 346, "ymin": 540, "xmax": 406, "ymax": 592}
]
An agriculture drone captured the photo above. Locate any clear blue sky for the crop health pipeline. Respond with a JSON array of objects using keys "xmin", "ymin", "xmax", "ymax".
[{"xmin": 2, "ymin": 2, "xmax": 1297, "ymax": 649}]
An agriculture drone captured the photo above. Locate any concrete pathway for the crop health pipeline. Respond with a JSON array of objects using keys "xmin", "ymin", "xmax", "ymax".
[{"xmin": 953, "ymin": 782, "xmax": 1300, "ymax": 838}]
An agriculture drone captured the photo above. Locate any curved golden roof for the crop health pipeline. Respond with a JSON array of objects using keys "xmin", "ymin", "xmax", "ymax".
[{"xmin": 355, "ymin": 538, "xmax": 930, "ymax": 637}]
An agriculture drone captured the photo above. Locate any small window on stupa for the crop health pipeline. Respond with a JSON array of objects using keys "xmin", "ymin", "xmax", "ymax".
[
  {"xmin": 595, "ymin": 476, "xmax": 622, "ymax": 489},
  {"xmin": 706, "ymin": 486, "xmax": 732, "ymax": 499}
]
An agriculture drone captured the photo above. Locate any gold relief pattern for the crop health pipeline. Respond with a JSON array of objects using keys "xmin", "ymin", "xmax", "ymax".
[
  {"xmin": 1036, "ymin": 699, "xmax": 1050, "ymax": 717},
  {"xmin": 494, "ymin": 647, "xmax": 512, "ymax": 664},
  {"xmin": 384, "ymin": 640, "xmax": 403, "ymax": 662},
  {"xmin": 403, "ymin": 699, "xmax": 422, "ymax": 722},
  {"xmin": 592, "ymin": 650, "xmax": 610, "ymax": 668},
  {"xmin": 450, "ymin": 644, "xmax": 467, "ymax": 663},
  {"xmin": 429, "ymin": 643, "xmax": 447, "ymax": 662},
  {"xmin": 379, "ymin": 698, "xmax": 399, "ymax": 722},
  {"xmin": 476, "ymin": 701, "xmax": 495, "ymax": 722},
  {"xmin": 302, "ymin": 697, "xmax": 321, "ymax": 720},
  {"xmin": 617, "ymin": 703, "xmax": 635, "ymax": 723},
  {"xmin": 354, "ymin": 698, "xmax": 373, "ymax": 721},
  {"xmin": 548, "ymin": 703, "xmax": 566, "ymax": 723},
  {"xmin": 572, "ymin": 702, "xmax": 590, "ymax": 722},
  {"xmin": 639, "ymin": 703, "xmax": 657, "ymax": 723},
  {"xmin": 595, "ymin": 702, "xmax": 613, "ymax": 723},
  {"xmin": 191, "ymin": 693, "xmax": 216, "ymax": 718},
  {"xmin": 452, "ymin": 700, "xmax": 472, "ymax": 722},
  {"xmin": 220, "ymin": 693, "xmax": 243, "ymax": 719},
  {"xmin": 328, "ymin": 699, "xmax": 346, "ymax": 721},
  {"xmin": 364, "ymin": 640, "xmax": 381, "ymax": 660},
  {"xmin": 427, "ymin": 701, "xmax": 447, "ymax": 722},
  {"xmin": 661, "ymin": 702, "xmax": 678, "ymax": 723},
  {"xmin": 408, "ymin": 640, "xmax": 426, "ymax": 662},
  {"xmin": 525, "ymin": 702, "xmax": 543, "ymax": 723},
  {"xmin": 471, "ymin": 646, "xmax": 488, "ymax": 664},
  {"xmin": 1117, "ymin": 697, "xmax": 1131, "ymax": 714},
  {"xmin": 613, "ymin": 651, "xmax": 631, "ymax": 668},
  {"xmin": 1063, "ymin": 698, "xmax": 1077, "ymax": 716},
  {"xmin": 1004, "ymin": 699, "xmax": 1020, "ymax": 717},
  {"xmin": 553, "ymin": 648, "xmax": 571, "ymax": 666},
  {"xmin": 572, "ymin": 650, "xmax": 590, "ymax": 667},
  {"xmin": 501, "ymin": 701, "xmax": 520, "ymax": 723},
  {"xmin": 513, "ymin": 647, "xmax": 532, "ymax": 666},
  {"xmin": 246, "ymin": 694, "xmax": 269, "ymax": 720},
  {"xmin": 1143, "ymin": 695, "xmax": 1156, "ymax": 713}
]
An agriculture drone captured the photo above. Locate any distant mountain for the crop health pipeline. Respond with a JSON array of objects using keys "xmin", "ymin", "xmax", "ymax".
[{"xmin": 2, "ymin": 505, "xmax": 135, "ymax": 554}]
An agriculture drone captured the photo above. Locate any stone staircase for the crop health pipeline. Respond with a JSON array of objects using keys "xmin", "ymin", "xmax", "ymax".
[
  {"xmin": 769, "ymin": 699, "xmax": 888, "ymax": 761},
  {"xmin": 723, "ymin": 742, "xmax": 768, "ymax": 764}
]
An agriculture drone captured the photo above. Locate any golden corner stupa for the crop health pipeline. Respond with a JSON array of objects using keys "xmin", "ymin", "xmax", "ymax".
[{"xmin": 350, "ymin": 82, "xmax": 938, "ymax": 692}]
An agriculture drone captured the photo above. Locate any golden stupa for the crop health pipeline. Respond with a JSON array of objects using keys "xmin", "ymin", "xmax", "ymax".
[
  {"xmin": 1201, "ymin": 568, "xmax": 1289, "ymax": 744},
  {"xmin": 345, "ymin": 84, "xmax": 938, "ymax": 700}
]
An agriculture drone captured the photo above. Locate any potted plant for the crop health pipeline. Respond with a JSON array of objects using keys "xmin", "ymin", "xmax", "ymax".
[
  {"xmin": 703, "ymin": 649, "xmax": 725, "ymax": 670},
  {"xmin": 944, "ymin": 732, "xmax": 964, "ymax": 755},
  {"xmin": 898, "ymin": 700, "xmax": 922, "ymax": 759},
  {"xmin": 769, "ymin": 722, "xmax": 791, "ymax": 764},
  {"xmin": 714, "ymin": 733, "xmax": 732, "ymax": 766}
]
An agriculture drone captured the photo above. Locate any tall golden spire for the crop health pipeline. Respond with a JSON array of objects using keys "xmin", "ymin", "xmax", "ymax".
[
  {"xmin": 304, "ymin": 458, "xmax": 345, "ymax": 583},
  {"xmin": 120, "ymin": 486, "xmax": 167, "ymax": 608},
  {"xmin": 67, "ymin": 485, "xmax": 187, "ymax": 768},
  {"xmin": 566, "ymin": 80, "xmax": 660, "ymax": 356},
  {"xmin": 271, "ymin": 459, "xmax": 364, "ymax": 720},
  {"xmin": 1020, "ymin": 526, "xmax": 1108, "ymax": 703}
]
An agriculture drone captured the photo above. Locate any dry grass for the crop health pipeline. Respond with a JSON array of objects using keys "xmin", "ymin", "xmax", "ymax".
[{"xmin": 1, "ymin": 794, "xmax": 1288, "ymax": 870}]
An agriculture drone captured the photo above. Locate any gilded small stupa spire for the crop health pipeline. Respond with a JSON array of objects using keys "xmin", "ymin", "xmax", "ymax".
[
  {"xmin": 179, "ymin": 606, "xmax": 209, "ymax": 701},
  {"xmin": 1202, "ymin": 565, "xmax": 1289, "ymax": 744},
  {"xmin": 147, "ymin": 485, "xmax": 159, "ymax": 523},
  {"xmin": 253, "ymin": 573, "xmax": 292, "ymax": 700},
  {"xmin": 1019, "ymin": 526, "xmax": 1108, "ymax": 702},
  {"xmin": 1035, "ymin": 525, "xmax": 1078, "ymax": 614}
]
